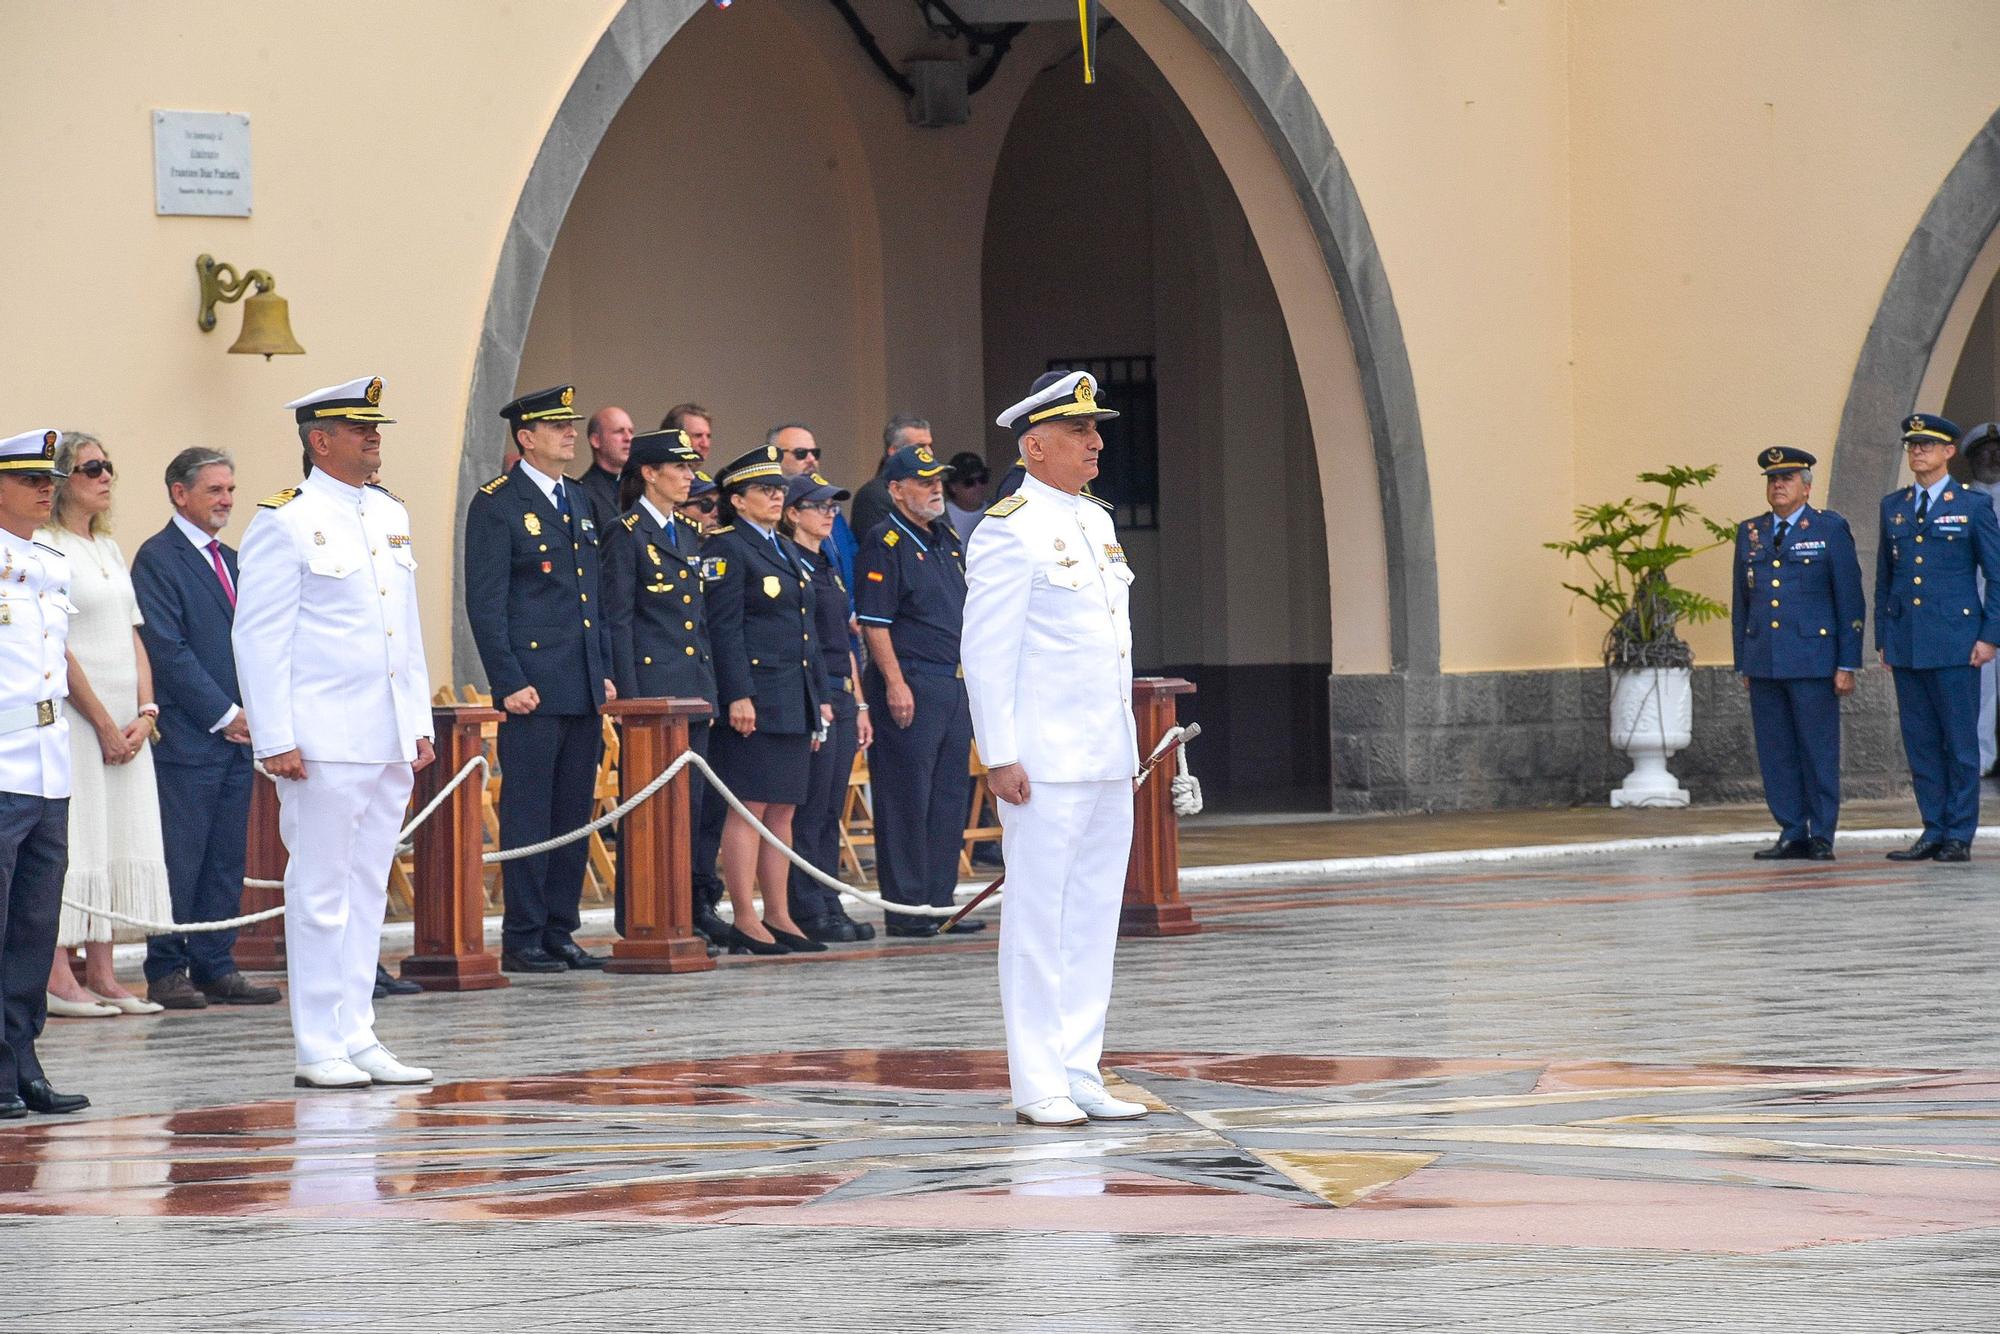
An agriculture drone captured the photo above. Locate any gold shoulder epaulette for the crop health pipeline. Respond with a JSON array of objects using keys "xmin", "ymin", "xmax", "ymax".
[
  {"xmin": 258, "ymin": 487, "xmax": 301, "ymax": 509},
  {"xmin": 1081, "ymin": 490, "xmax": 1113, "ymax": 510},
  {"xmin": 621, "ymin": 512, "xmax": 641, "ymax": 530},
  {"xmin": 707, "ymin": 524, "xmax": 735, "ymax": 536},
  {"xmin": 366, "ymin": 481, "xmax": 405, "ymax": 504},
  {"xmin": 986, "ymin": 494, "xmax": 1028, "ymax": 519},
  {"xmin": 478, "ymin": 473, "xmax": 510, "ymax": 495}
]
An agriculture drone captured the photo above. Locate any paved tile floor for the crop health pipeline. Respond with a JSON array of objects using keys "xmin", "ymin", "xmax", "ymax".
[{"xmin": 5, "ymin": 845, "xmax": 1998, "ymax": 1332}]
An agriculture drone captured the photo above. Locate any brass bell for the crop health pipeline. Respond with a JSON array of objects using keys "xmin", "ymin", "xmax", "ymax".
[
  {"xmin": 197, "ymin": 254, "xmax": 306, "ymax": 359},
  {"xmin": 228, "ymin": 289, "xmax": 305, "ymax": 358}
]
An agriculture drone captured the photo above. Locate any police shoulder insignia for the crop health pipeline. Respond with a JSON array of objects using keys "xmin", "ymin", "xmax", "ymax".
[
  {"xmin": 259, "ymin": 487, "xmax": 301, "ymax": 509},
  {"xmin": 366, "ymin": 481, "xmax": 405, "ymax": 504},
  {"xmin": 479, "ymin": 473, "xmax": 511, "ymax": 495},
  {"xmin": 986, "ymin": 494, "xmax": 1028, "ymax": 518},
  {"xmin": 708, "ymin": 524, "xmax": 735, "ymax": 536},
  {"xmin": 621, "ymin": 512, "xmax": 641, "ymax": 530},
  {"xmin": 883, "ymin": 530, "xmax": 901, "ymax": 547}
]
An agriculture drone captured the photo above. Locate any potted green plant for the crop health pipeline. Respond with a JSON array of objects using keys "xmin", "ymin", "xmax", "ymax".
[{"xmin": 1545, "ymin": 465, "xmax": 1735, "ymax": 806}]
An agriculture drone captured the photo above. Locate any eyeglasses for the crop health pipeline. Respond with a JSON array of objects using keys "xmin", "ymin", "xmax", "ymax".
[
  {"xmin": 73, "ymin": 460, "xmax": 114, "ymax": 479},
  {"xmin": 793, "ymin": 500, "xmax": 838, "ymax": 514},
  {"xmin": 784, "ymin": 447, "xmax": 820, "ymax": 461},
  {"xmin": 1905, "ymin": 440, "xmax": 1949, "ymax": 451}
]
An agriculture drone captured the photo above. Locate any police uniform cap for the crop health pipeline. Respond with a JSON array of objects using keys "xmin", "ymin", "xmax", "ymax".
[
  {"xmin": 1757, "ymin": 446, "xmax": 1816, "ymax": 476},
  {"xmin": 287, "ymin": 376, "xmax": 395, "ymax": 425},
  {"xmin": 0, "ymin": 428, "xmax": 68, "ymax": 478},
  {"xmin": 623, "ymin": 428, "xmax": 702, "ymax": 473},
  {"xmin": 1901, "ymin": 412, "xmax": 1960, "ymax": 444},
  {"xmin": 882, "ymin": 444, "xmax": 948, "ymax": 482},
  {"xmin": 500, "ymin": 385, "xmax": 585, "ymax": 424},
  {"xmin": 946, "ymin": 451, "xmax": 989, "ymax": 485},
  {"xmin": 784, "ymin": 471, "xmax": 852, "ymax": 508},
  {"xmin": 688, "ymin": 470, "xmax": 718, "ymax": 498},
  {"xmin": 717, "ymin": 444, "xmax": 787, "ymax": 491},
  {"xmin": 995, "ymin": 369, "xmax": 1120, "ymax": 434}
]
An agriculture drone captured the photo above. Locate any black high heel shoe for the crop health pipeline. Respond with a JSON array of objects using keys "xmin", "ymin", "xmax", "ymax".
[
  {"xmin": 725, "ymin": 925, "xmax": 791, "ymax": 956},
  {"xmin": 763, "ymin": 922, "xmax": 828, "ymax": 954}
]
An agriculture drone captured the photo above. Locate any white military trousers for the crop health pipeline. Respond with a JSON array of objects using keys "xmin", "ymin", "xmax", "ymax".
[
  {"xmin": 275, "ymin": 760, "xmax": 413, "ymax": 1065},
  {"xmin": 996, "ymin": 778, "xmax": 1134, "ymax": 1107}
]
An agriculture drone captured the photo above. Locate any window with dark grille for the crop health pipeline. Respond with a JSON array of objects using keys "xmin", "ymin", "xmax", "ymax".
[{"xmin": 1045, "ymin": 355, "xmax": 1158, "ymax": 530}]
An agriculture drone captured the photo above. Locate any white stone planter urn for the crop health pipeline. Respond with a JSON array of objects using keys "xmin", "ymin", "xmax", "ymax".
[{"xmin": 1607, "ymin": 666, "xmax": 1692, "ymax": 807}]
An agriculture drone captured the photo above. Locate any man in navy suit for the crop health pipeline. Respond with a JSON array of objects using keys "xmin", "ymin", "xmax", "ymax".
[
  {"xmin": 1876, "ymin": 413, "xmax": 2000, "ymax": 862},
  {"xmin": 131, "ymin": 448, "xmax": 280, "ymax": 1009},
  {"xmin": 464, "ymin": 386, "xmax": 617, "ymax": 973},
  {"xmin": 1730, "ymin": 447, "xmax": 1865, "ymax": 861}
]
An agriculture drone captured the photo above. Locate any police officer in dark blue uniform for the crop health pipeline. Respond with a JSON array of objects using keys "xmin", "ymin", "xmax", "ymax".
[
  {"xmin": 602, "ymin": 428, "xmax": 716, "ymax": 938},
  {"xmin": 855, "ymin": 444, "xmax": 978, "ymax": 938},
  {"xmin": 1876, "ymin": 412, "xmax": 2000, "ymax": 862},
  {"xmin": 464, "ymin": 385, "xmax": 617, "ymax": 971},
  {"xmin": 783, "ymin": 470, "xmax": 876, "ymax": 943},
  {"xmin": 1730, "ymin": 447, "xmax": 1864, "ymax": 861},
  {"xmin": 704, "ymin": 445, "xmax": 831, "ymax": 954}
]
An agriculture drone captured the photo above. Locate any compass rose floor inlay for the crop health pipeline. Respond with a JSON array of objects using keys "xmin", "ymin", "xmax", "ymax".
[{"xmin": 5, "ymin": 1049, "xmax": 1995, "ymax": 1253}]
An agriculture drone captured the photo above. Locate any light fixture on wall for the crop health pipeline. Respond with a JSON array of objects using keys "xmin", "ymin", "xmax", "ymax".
[{"xmin": 195, "ymin": 254, "xmax": 305, "ymax": 358}]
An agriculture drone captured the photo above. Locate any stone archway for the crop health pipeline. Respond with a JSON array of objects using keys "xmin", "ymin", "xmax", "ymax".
[
  {"xmin": 1829, "ymin": 109, "xmax": 2000, "ymax": 538},
  {"xmin": 452, "ymin": 0, "xmax": 1439, "ymax": 696}
]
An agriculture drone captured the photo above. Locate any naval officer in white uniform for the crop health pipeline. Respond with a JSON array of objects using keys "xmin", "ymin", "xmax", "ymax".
[
  {"xmin": 233, "ymin": 377, "xmax": 436, "ymax": 1090},
  {"xmin": 962, "ymin": 371, "xmax": 1148, "ymax": 1128},
  {"xmin": 0, "ymin": 430, "xmax": 90, "ymax": 1116}
]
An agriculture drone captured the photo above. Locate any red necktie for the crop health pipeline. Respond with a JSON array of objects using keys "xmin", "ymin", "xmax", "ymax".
[{"xmin": 207, "ymin": 539, "xmax": 236, "ymax": 607}]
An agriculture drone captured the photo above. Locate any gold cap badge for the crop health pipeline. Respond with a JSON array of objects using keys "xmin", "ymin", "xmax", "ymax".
[
  {"xmin": 366, "ymin": 377, "xmax": 383, "ymax": 406},
  {"xmin": 560, "ymin": 386, "xmax": 575, "ymax": 407}
]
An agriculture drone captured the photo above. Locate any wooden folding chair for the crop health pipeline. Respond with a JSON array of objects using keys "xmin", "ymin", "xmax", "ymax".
[
  {"xmin": 458, "ymin": 684, "xmax": 504, "ymax": 909},
  {"xmin": 839, "ymin": 747, "xmax": 876, "ymax": 881},
  {"xmin": 582, "ymin": 715, "xmax": 621, "ymax": 903},
  {"xmin": 961, "ymin": 743, "xmax": 1003, "ymax": 875}
]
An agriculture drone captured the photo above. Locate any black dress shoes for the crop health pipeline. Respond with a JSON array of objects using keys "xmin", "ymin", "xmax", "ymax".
[
  {"xmin": 846, "ymin": 915, "xmax": 877, "ymax": 941},
  {"xmin": 501, "ymin": 948, "xmax": 566, "ymax": 974},
  {"xmin": 374, "ymin": 964, "xmax": 422, "ymax": 998},
  {"xmin": 801, "ymin": 917, "xmax": 860, "ymax": 944},
  {"xmin": 724, "ymin": 925, "xmax": 790, "ymax": 956},
  {"xmin": 0, "ymin": 1096, "xmax": 24, "ymax": 1119},
  {"xmin": 764, "ymin": 923, "xmax": 828, "ymax": 954},
  {"xmin": 886, "ymin": 923, "xmax": 939, "ymax": 939},
  {"xmin": 1752, "ymin": 838, "xmax": 1809, "ymax": 861},
  {"xmin": 1932, "ymin": 839, "xmax": 1972, "ymax": 862},
  {"xmin": 1803, "ymin": 837, "xmax": 1835, "ymax": 861},
  {"xmin": 19, "ymin": 1080, "xmax": 89, "ymax": 1115},
  {"xmin": 691, "ymin": 909, "xmax": 731, "ymax": 947},
  {"xmin": 1887, "ymin": 838, "xmax": 1944, "ymax": 861},
  {"xmin": 549, "ymin": 942, "xmax": 608, "ymax": 970},
  {"xmin": 944, "ymin": 918, "xmax": 989, "ymax": 934}
]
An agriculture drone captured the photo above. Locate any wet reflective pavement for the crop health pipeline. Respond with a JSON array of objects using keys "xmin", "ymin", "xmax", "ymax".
[{"xmin": 5, "ymin": 845, "xmax": 1999, "ymax": 1331}]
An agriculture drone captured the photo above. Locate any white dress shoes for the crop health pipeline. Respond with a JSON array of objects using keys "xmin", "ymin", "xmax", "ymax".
[
  {"xmin": 1069, "ymin": 1077, "xmax": 1148, "ymax": 1121},
  {"xmin": 1014, "ymin": 1095, "xmax": 1089, "ymax": 1127},
  {"xmin": 349, "ymin": 1044, "xmax": 433, "ymax": 1084},
  {"xmin": 294, "ymin": 1057, "xmax": 372, "ymax": 1090},
  {"xmin": 45, "ymin": 992, "xmax": 120, "ymax": 1019}
]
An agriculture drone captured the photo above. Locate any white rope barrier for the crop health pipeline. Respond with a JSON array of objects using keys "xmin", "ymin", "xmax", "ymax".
[{"xmin": 63, "ymin": 726, "xmax": 1201, "ymax": 934}]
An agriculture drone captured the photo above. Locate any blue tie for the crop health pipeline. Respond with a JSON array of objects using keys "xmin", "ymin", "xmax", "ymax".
[
  {"xmin": 554, "ymin": 481, "xmax": 572, "ymax": 525},
  {"xmin": 1916, "ymin": 489, "xmax": 1930, "ymax": 522},
  {"xmin": 1774, "ymin": 517, "xmax": 1788, "ymax": 550}
]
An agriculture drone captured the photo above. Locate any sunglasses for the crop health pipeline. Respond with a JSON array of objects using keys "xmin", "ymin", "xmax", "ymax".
[
  {"xmin": 784, "ymin": 447, "xmax": 820, "ymax": 461},
  {"xmin": 73, "ymin": 459, "xmax": 115, "ymax": 479},
  {"xmin": 683, "ymin": 497, "xmax": 718, "ymax": 512}
]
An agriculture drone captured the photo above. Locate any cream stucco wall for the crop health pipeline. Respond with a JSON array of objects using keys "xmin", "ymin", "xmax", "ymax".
[{"xmin": 8, "ymin": 0, "xmax": 2000, "ymax": 689}]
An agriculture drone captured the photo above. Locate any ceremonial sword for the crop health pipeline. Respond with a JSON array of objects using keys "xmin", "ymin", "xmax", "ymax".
[{"xmin": 930, "ymin": 722, "xmax": 1201, "ymax": 935}]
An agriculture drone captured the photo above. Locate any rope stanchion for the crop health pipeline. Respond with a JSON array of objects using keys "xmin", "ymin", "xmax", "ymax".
[{"xmin": 64, "ymin": 727, "xmax": 1212, "ymax": 935}]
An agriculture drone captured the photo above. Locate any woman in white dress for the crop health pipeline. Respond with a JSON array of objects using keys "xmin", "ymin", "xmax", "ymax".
[{"xmin": 41, "ymin": 433, "xmax": 171, "ymax": 1016}]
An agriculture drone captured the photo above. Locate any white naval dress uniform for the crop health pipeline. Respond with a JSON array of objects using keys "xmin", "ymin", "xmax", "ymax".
[
  {"xmin": 961, "ymin": 470, "xmax": 1139, "ymax": 1108},
  {"xmin": 232, "ymin": 469, "xmax": 432, "ymax": 1067}
]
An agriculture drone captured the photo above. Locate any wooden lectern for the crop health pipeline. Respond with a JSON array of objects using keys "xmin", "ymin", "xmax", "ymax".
[
  {"xmin": 233, "ymin": 772, "xmax": 287, "ymax": 971},
  {"xmin": 1122, "ymin": 677, "xmax": 1201, "ymax": 937},
  {"xmin": 401, "ymin": 705, "xmax": 509, "ymax": 991},
  {"xmin": 602, "ymin": 697, "xmax": 716, "ymax": 975}
]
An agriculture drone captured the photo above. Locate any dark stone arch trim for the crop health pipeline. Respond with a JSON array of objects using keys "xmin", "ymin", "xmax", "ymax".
[
  {"xmin": 454, "ymin": 0, "xmax": 1442, "ymax": 679},
  {"xmin": 1829, "ymin": 110, "xmax": 2000, "ymax": 535}
]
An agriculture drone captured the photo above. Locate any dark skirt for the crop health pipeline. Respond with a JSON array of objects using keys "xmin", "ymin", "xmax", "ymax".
[{"xmin": 709, "ymin": 722, "xmax": 813, "ymax": 807}]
